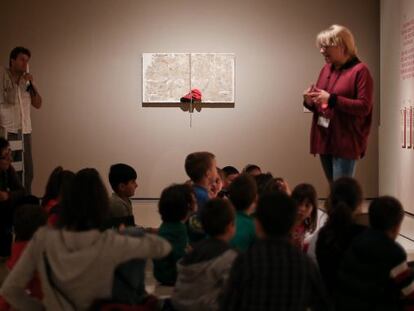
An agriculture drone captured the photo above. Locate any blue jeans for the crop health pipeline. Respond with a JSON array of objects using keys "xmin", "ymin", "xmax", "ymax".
[{"xmin": 320, "ymin": 155, "xmax": 356, "ymax": 183}]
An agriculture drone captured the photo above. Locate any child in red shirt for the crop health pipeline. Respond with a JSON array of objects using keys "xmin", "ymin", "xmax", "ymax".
[{"xmin": 291, "ymin": 183, "xmax": 318, "ymax": 251}]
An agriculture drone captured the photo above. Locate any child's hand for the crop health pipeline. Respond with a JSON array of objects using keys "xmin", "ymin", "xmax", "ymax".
[
  {"xmin": 145, "ymin": 227, "xmax": 158, "ymax": 234},
  {"xmin": 275, "ymin": 178, "xmax": 291, "ymax": 195},
  {"xmin": 0, "ymin": 191, "xmax": 9, "ymax": 201},
  {"xmin": 118, "ymin": 223, "xmax": 126, "ymax": 232}
]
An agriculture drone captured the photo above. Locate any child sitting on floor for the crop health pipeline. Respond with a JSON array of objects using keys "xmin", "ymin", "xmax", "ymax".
[{"xmin": 172, "ymin": 198, "xmax": 238, "ymax": 311}]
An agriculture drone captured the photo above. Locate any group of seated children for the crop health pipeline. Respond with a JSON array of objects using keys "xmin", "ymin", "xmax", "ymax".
[
  {"xmin": 0, "ymin": 167, "xmax": 170, "ymax": 310},
  {"xmin": 0, "ymin": 145, "xmax": 413, "ymax": 311}
]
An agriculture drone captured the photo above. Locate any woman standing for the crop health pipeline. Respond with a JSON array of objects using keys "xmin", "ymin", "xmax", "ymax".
[{"xmin": 303, "ymin": 25, "xmax": 374, "ymax": 183}]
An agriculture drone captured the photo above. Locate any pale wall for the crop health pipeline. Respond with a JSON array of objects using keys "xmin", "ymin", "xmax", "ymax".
[
  {"xmin": 380, "ymin": 0, "xmax": 414, "ymax": 221},
  {"xmin": 0, "ymin": 0, "xmax": 379, "ymax": 198}
]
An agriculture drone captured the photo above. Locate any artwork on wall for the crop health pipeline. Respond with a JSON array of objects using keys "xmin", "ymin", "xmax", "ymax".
[{"xmin": 142, "ymin": 53, "xmax": 235, "ymax": 104}]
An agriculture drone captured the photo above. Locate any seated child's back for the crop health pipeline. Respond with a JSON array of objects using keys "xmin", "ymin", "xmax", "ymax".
[
  {"xmin": 336, "ymin": 196, "xmax": 414, "ymax": 311},
  {"xmin": 228, "ymin": 174, "xmax": 257, "ymax": 252},
  {"xmin": 153, "ymin": 184, "xmax": 194, "ymax": 285},
  {"xmin": 41, "ymin": 166, "xmax": 75, "ymax": 226},
  {"xmin": 222, "ymin": 192, "xmax": 331, "ymax": 311},
  {"xmin": 172, "ymin": 198, "xmax": 238, "ymax": 311}
]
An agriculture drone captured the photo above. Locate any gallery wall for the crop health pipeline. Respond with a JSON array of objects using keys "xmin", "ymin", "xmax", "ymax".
[
  {"xmin": 380, "ymin": 0, "xmax": 414, "ymax": 216},
  {"xmin": 0, "ymin": 0, "xmax": 379, "ymax": 198}
]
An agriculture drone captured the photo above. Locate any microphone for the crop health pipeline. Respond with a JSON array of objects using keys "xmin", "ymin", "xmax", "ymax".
[
  {"xmin": 26, "ymin": 80, "xmax": 34, "ymax": 93},
  {"xmin": 25, "ymin": 64, "xmax": 35, "ymax": 94}
]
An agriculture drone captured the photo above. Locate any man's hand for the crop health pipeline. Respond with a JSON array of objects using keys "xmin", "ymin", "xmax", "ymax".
[
  {"xmin": 22, "ymin": 73, "xmax": 33, "ymax": 83},
  {"xmin": 22, "ymin": 73, "xmax": 42, "ymax": 109}
]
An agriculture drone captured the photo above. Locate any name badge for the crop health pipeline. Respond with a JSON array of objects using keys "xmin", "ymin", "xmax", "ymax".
[{"xmin": 317, "ymin": 116, "xmax": 330, "ymax": 128}]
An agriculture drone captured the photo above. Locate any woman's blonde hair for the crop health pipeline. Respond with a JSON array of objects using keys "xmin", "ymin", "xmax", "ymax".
[{"xmin": 316, "ymin": 24, "xmax": 357, "ymax": 57}]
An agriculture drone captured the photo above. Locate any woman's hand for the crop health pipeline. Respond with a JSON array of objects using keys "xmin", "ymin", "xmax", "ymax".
[
  {"xmin": 309, "ymin": 88, "xmax": 330, "ymax": 109},
  {"xmin": 303, "ymin": 86, "xmax": 314, "ymax": 106}
]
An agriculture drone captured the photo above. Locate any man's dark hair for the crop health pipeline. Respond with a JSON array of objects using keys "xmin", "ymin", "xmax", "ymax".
[
  {"xmin": 228, "ymin": 174, "xmax": 257, "ymax": 211},
  {"xmin": 222, "ymin": 166, "xmax": 239, "ymax": 177},
  {"xmin": 60, "ymin": 168, "xmax": 110, "ymax": 231},
  {"xmin": 159, "ymin": 184, "xmax": 194, "ymax": 222},
  {"xmin": 9, "ymin": 46, "xmax": 31, "ymax": 67},
  {"xmin": 369, "ymin": 196, "xmax": 404, "ymax": 232},
  {"xmin": 200, "ymin": 198, "xmax": 235, "ymax": 237},
  {"xmin": 185, "ymin": 152, "xmax": 215, "ymax": 183},
  {"xmin": 256, "ymin": 192, "xmax": 297, "ymax": 237},
  {"xmin": 109, "ymin": 163, "xmax": 137, "ymax": 192},
  {"xmin": 14, "ymin": 204, "xmax": 47, "ymax": 241}
]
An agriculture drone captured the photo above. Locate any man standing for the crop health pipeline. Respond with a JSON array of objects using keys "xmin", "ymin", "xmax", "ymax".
[{"xmin": 0, "ymin": 47, "xmax": 42, "ymax": 194}]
